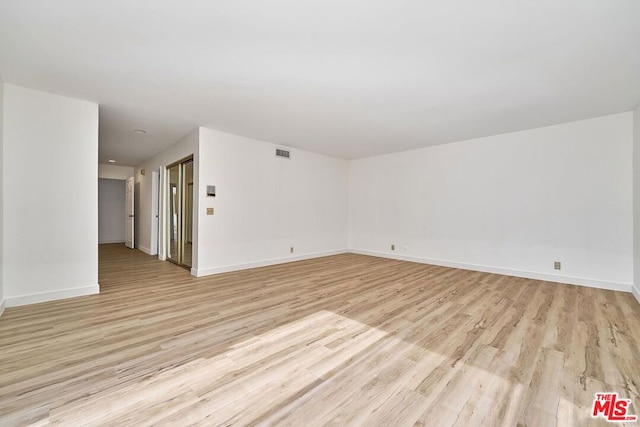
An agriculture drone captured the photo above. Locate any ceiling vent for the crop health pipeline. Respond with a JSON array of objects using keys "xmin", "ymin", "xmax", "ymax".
[{"xmin": 276, "ymin": 148, "xmax": 291, "ymax": 159}]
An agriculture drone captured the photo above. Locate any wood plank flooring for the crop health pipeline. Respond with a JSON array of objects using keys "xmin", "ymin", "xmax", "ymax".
[{"xmin": 1, "ymin": 244, "xmax": 639, "ymax": 426}]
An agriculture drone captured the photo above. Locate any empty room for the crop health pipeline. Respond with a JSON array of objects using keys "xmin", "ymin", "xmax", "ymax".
[{"xmin": 1, "ymin": 1, "xmax": 640, "ymax": 426}]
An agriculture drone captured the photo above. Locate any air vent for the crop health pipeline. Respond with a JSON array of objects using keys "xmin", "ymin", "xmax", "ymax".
[{"xmin": 276, "ymin": 148, "xmax": 291, "ymax": 159}]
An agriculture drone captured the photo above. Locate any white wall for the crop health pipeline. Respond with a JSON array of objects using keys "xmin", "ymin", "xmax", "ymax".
[
  {"xmin": 195, "ymin": 128, "xmax": 348, "ymax": 276},
  {"xmin": 0, "ymin": 81, "xmax": 4, "ymax": 316},
  {"xmin": 98, "ymin": 178, "xmax": 126, "ymax": 244},
  {"xmin": 135, "ymin": 129, "xmax": 198, "ymax": 256},
  {"xmin": 349, "ymin": 113, "xmax": 634, "ymax": 291},
  {"xmin": 633, "ymin": 105, "xmax": 640, "ymax": 303},
  {"xmin": 3, "ymin": 84, "xmax": 99, "ymax": 306},
  {"xmin": 98, "ymin": 164, "xmax": 134, "ymax": 180}
]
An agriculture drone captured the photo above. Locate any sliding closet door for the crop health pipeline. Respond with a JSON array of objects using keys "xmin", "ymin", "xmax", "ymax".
[
  {"xmin": 167, "ymin": 163, "xmax": 180, "ymax": 264},
  {"xmin": 182, "ymin": 160, "xmax": 194, "ymax": 268},
  {"xmin": 166, "ymin": 157, "xmax": 193, "ymax": 268}
]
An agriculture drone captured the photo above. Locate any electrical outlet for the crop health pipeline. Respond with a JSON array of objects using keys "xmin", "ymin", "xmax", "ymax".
[
  {"xmin": 391, "ymin": 244, "xmax": 395, "ymax": 251},
  {"xmin": 554, "ymin": 261, "xmax": 561, "ymax": 270},
  {"xmin": 290, "ymin": 247, "xmax": 294, "ymax": 253}
]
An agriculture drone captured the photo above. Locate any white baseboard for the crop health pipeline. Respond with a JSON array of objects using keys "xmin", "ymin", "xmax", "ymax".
[
  {"xmin": 0, "ymin": 299, "xmax": 5, "ymax": 317},
  {"xmin": 138, "ymin": 246, "xmax": 159, "ymax": 256},
  {"xmin": 98, "ymin": 239, "xmax": 125, "ymax": 244},
  {"xmin": 5, "ymin": 284, "xmax": 100, "ymax": 308},
  {"xmin": 632, "ymin": 286, "xmax": 640, "ymax": 305},
  {"xmin": 349, "ymin": 249, "xmax": 632, "ymax": 293},
  {"xmin": 193, "ymin": 249, "xmax": 348, "ymax": 277},
  {"xmin": 138, "ymin": 245, "xmax": 151, "ymax": 255}
]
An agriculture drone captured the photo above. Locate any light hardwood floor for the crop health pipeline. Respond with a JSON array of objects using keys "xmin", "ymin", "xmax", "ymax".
[{"xmin": 1, "ymin": 244, "xmax": 639, "ymax": 426}]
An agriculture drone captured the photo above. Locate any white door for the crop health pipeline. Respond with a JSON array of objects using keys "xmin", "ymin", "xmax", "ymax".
[
  {"xmin": 151, "ymin": 170, "xmax": 160, "ymax": 255},
  {"xmin": 125, "ymin": 177, "xmax": 135, "ymax": 249}
]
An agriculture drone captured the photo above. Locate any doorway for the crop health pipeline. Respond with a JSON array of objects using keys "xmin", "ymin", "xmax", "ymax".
[
  {"xmin": 166, "ymin": 157, "xmax": 194, "ymax": 268},
  {"xmin": 98, "ymin": 178, "xmax": 127, "ymax": 245}
]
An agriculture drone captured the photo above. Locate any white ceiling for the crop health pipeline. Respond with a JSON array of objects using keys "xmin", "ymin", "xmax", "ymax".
[{"xmin": 1, "ymin": 1, "xmax": 639, "ymax": 166}]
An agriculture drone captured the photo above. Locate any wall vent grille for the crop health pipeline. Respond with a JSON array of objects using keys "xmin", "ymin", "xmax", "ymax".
[{"xmin": 276, "ymin": 149, "xmax": 291, "ymax": 159}]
